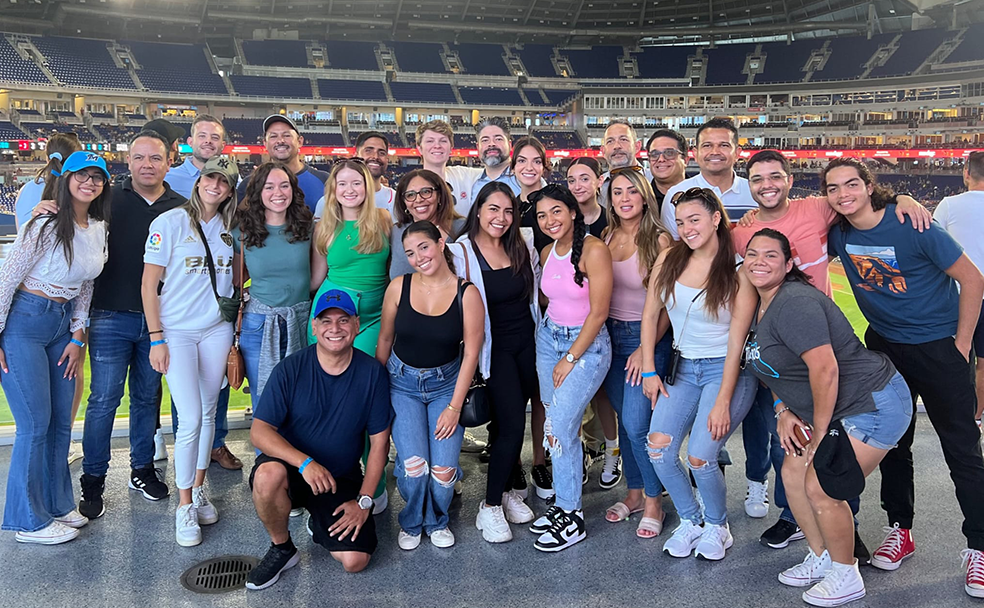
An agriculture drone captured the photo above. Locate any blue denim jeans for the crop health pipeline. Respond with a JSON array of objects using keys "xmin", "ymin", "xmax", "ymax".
[
  {"xmin": 0, "ymin": 292, "xmax": 77, "ymax": 531},
  {"xmin": 602, "ymin": 319, "xmax": 671, "ymax": 497},
  {"xmin": 82, "ymin": 309, "xmax": 160, "ymax": 477},
  {"xmin": 536, "ymin": 317, "xmax": 612, "ymax": 511},
  {"xmin": 388, "ymin": 353, "xmax": 464, "ymax": 536},
  {"xmin": 240, "ymin": 311, "xmax": 289, "ymax": 409},
  {"xmin": 648, "ymin": 357, "xmax": 756, "ymax": 526}
]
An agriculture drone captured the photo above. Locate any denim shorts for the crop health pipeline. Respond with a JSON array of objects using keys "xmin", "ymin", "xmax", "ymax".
[{"xmin": 839, "ymin": 372, "xmax": 912, "ymax": 451}]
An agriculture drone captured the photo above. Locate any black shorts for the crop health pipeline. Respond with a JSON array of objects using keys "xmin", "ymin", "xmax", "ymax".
[{"xmin": 249, "ymin": 453, "xmax": 377, "ymax": 555}]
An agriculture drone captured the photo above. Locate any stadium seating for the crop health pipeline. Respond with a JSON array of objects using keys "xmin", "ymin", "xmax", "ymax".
[
  {"xmin": 757, "ymin": 39, "xmax": 820, "ymax": 84},
  {"xmin": 138, "ymin": 68, "xmax": 227, "ymax": 95},
  {"xmin": 32, "ymin": 36, "xmax": 136, "ymax": 90},
  {"xmin": 325, "ymin": 41, "xmax": 380, "ymax": 71},
  {"xmin": 230, "ymin": 75, "xmax": 313, "ymax": 99},
  {"xmin": 242, "ymin": 40, "xmax": 310, "ymax": 68},
  {"xmin": 452, "ymin": 133, "xmax": 476, "ymax": 149},
  {"xmin": 531, "ymin": 130, "xmax": 583, "ymax": 148},
  {"xmin": 564, "ymin": 46, "xmax": 623, "ymax": 79},
  {"xmin": 297, "ymin": 131, "xmax": 345, "ymax": 146},
  {"xmin": 943, "ymin": 24, "xmax": 984, "ymax": 64},
  {"xmin": 450, "ymin": 43, "xmax": 511, "ymax": 76},
  {"xmin": 221, "ymin": 118, "xmax": 265, "ymax": 144},
  {"xmin": 0, "ymin": 38, "xmax": 51, "ymax": 85},
  {"xmin": 814, "ymin": 33, "xmax": 894, "ymax": 81},
  {"xmin": 388, "ymin": 82, "xmax": 457, "ymax": 104},
  {"xmin": 391, "ymin": 42, "xmax": 447, "ymax": 73},
  {"xmin": 317, "ymin": 79, "xmax": 388, "ymax": 102},
  {"xmin": 514, "ymin": 44, "xmax": 557, "ymax": 77},
  {"xmin": 868, "ymin": 29, "xmax": 948, "ymax": 78},
  {"xmin": 126, "ymin": 40, "xmax": 213, "ymax": 71},
  {"xmin": 634, "ymin": 45, "xmax": 695, "ymax": 79},
  {"xmin": 0, "ymin": 122, "xmax": 27, "ymax": 139},
  {"xmin": 457, "ymin": 87, "xmax": 525, "ymax": 106},
  {"xmin": 538, "ymin": 89, "xmax": 579, "ymax": 106},
  {"xmin": 704, "ymin": 43, "xmax": 757, "ymax": 85}
]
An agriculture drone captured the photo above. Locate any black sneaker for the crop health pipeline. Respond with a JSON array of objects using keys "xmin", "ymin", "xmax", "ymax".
[
  {"xmin": 246, "ymin": 542, "xmax": 300, "ymax": 590},
  {"xmin": 760, "ymin": 519, "xmax": 805, "ymax": 549},
  {"xmin": 855, "ymin": 529, "xmax": 871, "ymax": 566},
  {"xmin": 128, "ymin": 467, "xmax": 169, "ymax": 501},
  {"xmin": 511, "ymin": 464, "xmax": 529, "ymax": 500},
  {"xmin": 478, "ymin": 446, "xmax": 491, "ymax": 464},
  {"xmin": 534, "ymin": 509, "xmax": 586, "ymax": 552},
  {"xmin": 530, "ymin": 505, "xmax": 565, "ymax": 535},
  {"xmin": 531, "ymin": 464, "xmax": 554, "ymax": 500},
  {"xmin": 79, "ymin": 473, "xmax": 106, "ymax": 519}
]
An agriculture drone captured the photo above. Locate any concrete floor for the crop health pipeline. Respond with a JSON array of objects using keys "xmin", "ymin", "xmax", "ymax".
[{"xmin": 0, "ymin": 415, "xmax": 980, "ymax": 608}]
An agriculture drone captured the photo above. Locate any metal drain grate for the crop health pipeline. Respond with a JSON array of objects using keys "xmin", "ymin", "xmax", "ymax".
[{"xmin": 180, "ymin": 555, "xmax": 259, "ymax": 593}]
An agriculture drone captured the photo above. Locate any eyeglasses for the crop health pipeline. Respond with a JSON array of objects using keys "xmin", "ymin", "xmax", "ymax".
[
  {"xmin": 748, "ymin": 173, "xmax": 789, "ymax": 186},
  {"xmin": 404, "ymin": 187, "xmax": 436, "ymax": 202},
  {"xmin": 671, "ymin": 187, "xmax": 718, "ymax": 207},
  {"xmin": 611, "ymin": 165, "xmax": 644, "ymax": 177},
  {"xmin": 648, "ymin": 148, "xmax": 682, "ymax": 161},
  {"xmin": 72, "ymin": 171, "xmax": 107, "ymax": 187}
]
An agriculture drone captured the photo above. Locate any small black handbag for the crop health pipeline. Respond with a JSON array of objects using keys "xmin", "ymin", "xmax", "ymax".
[{"xmin": 454, "ymin": 264, "xmax": 490, "ymax": 428}]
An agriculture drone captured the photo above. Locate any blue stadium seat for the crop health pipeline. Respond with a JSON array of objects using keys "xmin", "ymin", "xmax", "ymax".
[
  {"xmin": 515, "ymin": 44, "xmax": 557, "ymax": 77},
  {"xmin": 452, "ymin": 133, "xmax": 476, "ymax": 149},
  {"xmin": 538, "ymin": 89, "xmax": 579, "ymax": 106},
  {"xmin": 138, "ymin": 68, "xmax": 227, "ymax": 95},
  {"xmin": 126, "ymin": 40, "xmax": 213, "ymax": 71},
  {"xmin": 757, "ymin": 40, "xmax": 820, "ymax": 84},
  {"xmin": 943, "ymin": 24, "xmax": 984, "ymax": 64},
  {"xmin": 221, "ymin": 118, "xmax": 265, "ymax": 144},
  {"xmin": 317, "ymin": 79, "xmax": 388, "ymax": 102},
  {"xmin": 635, "ymin": 45, "xmax": 695, "ymax": 79},
  {"xmin": 0, "ymin": 38, "xmax": 50, "ymax": 85},
  {"xmin": 531, "ymin": 131, "xmax": 583, "ymax": 148},
  {"xmin": 325, "ymin": 41, "xmax": 380, "ymax": 71},
  {"xmin": 457, "ymin": 87, "xmax": 525, "ymax": 106},
  {"xmin": 451, "ymin": 43, "xmax": 511, "ymax": 76},
  {"xmin": 564, "ymin": 46, "xmax": 623, "ymax": 79},
  {"xmin": 32, "ymin": 36, "xmax": 137, "ymax": 90},
  {"xmin": 242, "ymin": 40, "xmax": 310, "ymax": 68},
  {"xmin": 388, "ymin": 82, "xmax": 457, "ymax": 104},
  {"xmin": 298, "ymin": 132, "xmax": 346, "ymax": 146},
  {"xmin": 0, "ymin": 122, "xmax": 28, "ymax": 140},
  {"xmin": 868, "ymin": 29, "xmax": 948, "ymax": 78},
  {"xmin": 814, "ymin": 34, "xmax": 893, "ymax": 81},
  {"xmin": 704, "ymin": 43, "xmax": 757, "ymax": 85},
  {"xmin": 231, "ymin": 75, "xmax": 313, "ymax": 99},
  {"xmin": 391, "ymin": 42, "xmax": 447, "ymax": 73}
]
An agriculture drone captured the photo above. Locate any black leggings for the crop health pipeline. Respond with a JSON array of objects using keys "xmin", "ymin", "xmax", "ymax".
[{"xmin": 485, "ymin": 335, "xmax": 539, "ymax": 506}]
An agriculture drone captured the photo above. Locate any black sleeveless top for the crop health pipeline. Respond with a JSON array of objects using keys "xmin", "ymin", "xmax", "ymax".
[
  {"xmin": 474, "ymin": 245, "xmax": 533, "ymax": 339},
  {"xmin": 393, "ymin": 274, "xmax": 471, "ymax": 369}
]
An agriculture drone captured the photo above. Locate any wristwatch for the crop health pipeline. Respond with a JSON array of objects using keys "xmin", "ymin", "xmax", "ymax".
[
  {"xmin": 564, "ymin": 352, "xmax": 578, "ymax": 363},
  {"xmin": 357, "ymin": 494, "xmax": 374, "ymax": 511}
]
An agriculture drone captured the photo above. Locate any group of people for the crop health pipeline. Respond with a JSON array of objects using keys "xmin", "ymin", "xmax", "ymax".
[{"xmin": 3, "ymin": 110, "xmax": 984, "ymax": 607}]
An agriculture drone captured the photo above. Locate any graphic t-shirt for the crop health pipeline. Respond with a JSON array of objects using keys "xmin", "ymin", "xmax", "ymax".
[
  {"xmin": 827, "ymin": 204, "xmax": 963, "ymax": 344},
  {"xmin": 144, "ymin": 208, "xmax": 234, "ymax": 330},
  {"xmin": 745, "ymin": 281, "xmax": 896, "ymax": 424},
  {"xmin": 732, "ymin": 197, "xmax": 837, "ymax": 297},
  {"xmin": 255, "ymin": 346, "xmax": 393, "ymax": 478}
]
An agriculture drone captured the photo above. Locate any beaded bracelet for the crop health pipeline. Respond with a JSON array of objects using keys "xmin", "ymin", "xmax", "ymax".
[
  {"xmin": 150, "ymin": 339, "xmax": 168, "ymax": 347},
  {"xmin": 70, "ymin": 338, "xmax": 85, "ymax": 347},
  {"xmin": 774, "ymin": 406, "xmax": 790, "ymax": 420}
]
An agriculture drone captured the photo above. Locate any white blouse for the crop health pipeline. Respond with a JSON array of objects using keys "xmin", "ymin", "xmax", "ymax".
[{"xmin": 0, "ymin": 217, "xmax": 109, "ymax": 333}]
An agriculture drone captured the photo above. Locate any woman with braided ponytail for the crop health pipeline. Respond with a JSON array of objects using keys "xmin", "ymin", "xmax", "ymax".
[{"xmin": 528, "ymin": 184, "xmax": 613, "ymax": 553}]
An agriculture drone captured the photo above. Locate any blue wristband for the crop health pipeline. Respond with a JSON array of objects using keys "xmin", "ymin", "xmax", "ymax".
[
  {"xmin": 299, "ymin": 457, "xmax": 313, "ymax": 474},
  {"xmin": 641, "ymin": 371, "xmax": 657, "ymax": 378},
  {"xmin": 150, "ymin": 339, "xmax": 168, "ymax": 347},
  {"xmin": 70, "ymin": 338, "xmax": 84, "ymax": 347},
  {"xmin": 773, "ymin": 399, "xmax": 783, "ymax": 409}
]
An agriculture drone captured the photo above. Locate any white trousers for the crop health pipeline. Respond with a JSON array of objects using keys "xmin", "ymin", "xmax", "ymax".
[{"xmin": 164, "ymin": 322, "xmax": 233, "ymax": 490}]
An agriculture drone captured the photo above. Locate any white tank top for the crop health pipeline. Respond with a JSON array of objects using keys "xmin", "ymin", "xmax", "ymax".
[{"xmin": 665, "ymin": 282, "xmax": 731, "ymax": 359}]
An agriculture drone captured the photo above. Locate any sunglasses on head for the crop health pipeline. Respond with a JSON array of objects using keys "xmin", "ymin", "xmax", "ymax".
[
  {"xmin": 527, "ymin": 183, "xmax": 568, "ymax": 205},
  {"xmin": 671, "ymin": 187, "xmax": 718, "ymax": 207},
  {"xmin": 611, "ymin": 165, "xmax": 644, "ymax": 177}
]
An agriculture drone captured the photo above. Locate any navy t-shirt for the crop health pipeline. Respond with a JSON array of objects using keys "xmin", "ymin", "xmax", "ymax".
[
  {"xmin": 254, "ymin": 345, "xmax": 393, "ymax": 478},
  {"xmin": 828, "ymin": 204, "xmax": 963, "ymax": 344},
  {"xmin": 238, "ymin": 163, "xmax": 329, "ymax": 214}
]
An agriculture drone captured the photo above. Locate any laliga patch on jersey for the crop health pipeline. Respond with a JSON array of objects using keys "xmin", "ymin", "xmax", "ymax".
[
  {"xmin": 147, "ymin": 232, "xmax": 163, "ymax": 252},
  {"xmin": 220, "ymin": 232, "xmax": 233, "ymax": 247},
  {"xmin": 460, "ymin": 191, "xmax": 467, "ymax": 200}
]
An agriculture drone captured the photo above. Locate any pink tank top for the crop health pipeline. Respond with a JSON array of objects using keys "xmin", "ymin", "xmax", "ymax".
[
  {"xmin": 542, "ymin": 244, "xmax": 591, "ymax": 327},
  {"xmin": 609, "ymin": 250, "xmax": 646, "ymax": 322}
]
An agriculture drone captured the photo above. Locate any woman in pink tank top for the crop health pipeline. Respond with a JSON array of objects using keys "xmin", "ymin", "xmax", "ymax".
[{"xmin": 528, "ymin": 184, "xmax": 612, "ymax": 553}]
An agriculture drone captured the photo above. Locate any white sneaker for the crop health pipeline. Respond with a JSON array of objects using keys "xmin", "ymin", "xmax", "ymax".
[
  {"xmin": 695, "ymin": 522, "xmax": 734, "ymax": 560},
  {"xmin": 67, "ymin": 441, "xmax": 83, "ymax": 465},
  {"xmin": 153, "ymin": 429, "xmax": 168, "ymax": 461},
  {"xmin": 372, "ymin": 488, "xmax": 388, "ymax": 515},
  {"xmin": 460, "ymin": 431, "xmax": 487, "ymax": 453},
  {"xmin": 15, "ymin": 521, "xmax": 79, "ymax": 545},
  {"xmin": 745, "ymin": 479, "xmax": 770, "ymax": 518},
  {"xmin": 289, "ymin": 507, "xmax": 305, "ymax": 517},
  {"xmin": 663, "ymin": 519, "xmax": 704, "ymax": 558},
  {"xmin": 398, "ymin": 530, "xmax": 421, "ymax": 550},
  {"xmin": 429, "ymin": 528, "xmax": 455, "ymax": 548},
  {"xmin": 803, "ymin": 560, "xmax": 865, "ymax": 607},
  {"xmin": 476, "ymin": 501, "xmax": 512, "ymax": 543},
  {"xmin": 54, "ymin": 509, "xmax": 89, "ymax": 529},
  {"xmin": 780, "ymin": 550, "xmax": 832, "ymax": 587},
  {"xmin": 502, "ymin": 490, "xmax": 534, "ymax": 524},
  {"xmin": 454, "ymin": 480, "xmax": 463, "ymax": 496},
  {"xmin": 599, "ymin": 450, "xmax": 622, "ymax": 489},
  {"xmin": 175, "ymin": 504, "xmax": 202, "ymax": 547},
  {"xmin": 192, "ymin": 486, "xmax": 218, "ymax": 525}
]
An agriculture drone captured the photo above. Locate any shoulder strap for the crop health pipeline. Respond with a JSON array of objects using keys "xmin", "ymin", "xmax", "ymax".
[
  {"xmin": 194, "ymin": 221, "xmax": 222, "ymax": 304},
  {"xmin": 456, "ymin": 278, "xmax": 465, "ymax": 360}
]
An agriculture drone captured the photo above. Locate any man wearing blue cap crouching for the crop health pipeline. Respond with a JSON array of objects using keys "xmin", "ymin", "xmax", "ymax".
[{"xmin": 246, "ymin": 289, "xmax": 392, "ymax": 590}]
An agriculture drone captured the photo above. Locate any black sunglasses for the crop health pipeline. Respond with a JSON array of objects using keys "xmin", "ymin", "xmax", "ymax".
[{"xmin": 671, "ymin": 186, "xmax": 719, "ymax": 207}]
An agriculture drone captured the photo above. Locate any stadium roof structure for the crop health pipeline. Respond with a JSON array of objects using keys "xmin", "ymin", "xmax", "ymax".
[{"xmin": 2, "ymin": 0, "xmax": 982, "ymax": 47}]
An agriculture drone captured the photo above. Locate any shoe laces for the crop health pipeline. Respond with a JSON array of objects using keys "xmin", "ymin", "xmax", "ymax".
[
  {"xmin": 701, "ymin": 524, "xmax": 728, "ymax": 544},
  {"xmin": 746, "ymin": 481, "xmax": 769, "ymax": 504},
  {"xmin": 546, "ymin": 511, "xmax": 574, "ymax": 535},
  {"xmin": 961, "ymin": 549, "xmax": 984, "ymax": 582},
  {"xmin": 486, "ymin": 504, "xmax": 508, "ymax": 527},
  {"xmin": 178, "ymin": 505, "xmax": 197, "ymax": 528},
  {"xmin": 194, "ymin": 486, "xmax": 211, "ymax": 507},
  {"xmin": 877, "ymin": 524, "xmax": 906, "ymax": 556},
  {"xmin": 602, "ymin": 453, "xmax": 620, "ymax": 476}
]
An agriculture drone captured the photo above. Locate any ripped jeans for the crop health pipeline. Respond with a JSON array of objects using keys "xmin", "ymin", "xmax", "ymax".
[
  {"xmin": 388, "ymin": 353, "xmax": 464, "ymax": 536},
  {"xmin": 648, "ymin": 356, "xmax": 756, "ymax": 526},
  {"xmin": 536, "ymin": 317, "xmax": 612, "ymax": 512}
]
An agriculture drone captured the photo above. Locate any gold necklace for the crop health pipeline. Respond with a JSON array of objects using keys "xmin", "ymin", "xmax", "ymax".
[{"xmin": 419, "ymin": 274, "xmax": 454, "ymax": 295}]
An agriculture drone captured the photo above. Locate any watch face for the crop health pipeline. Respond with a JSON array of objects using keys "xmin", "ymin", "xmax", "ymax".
[
  {"xmin": 565, "ymin": 353, "xmax": 575, "ymax": 363},
  {"xmin": 358, "ymin": 496, "xmax": 373, "ymax": 510}
]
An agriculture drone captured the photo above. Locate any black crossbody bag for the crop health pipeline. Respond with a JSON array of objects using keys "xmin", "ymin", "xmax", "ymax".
[
  {"xmin": 194, "ymin": 223, "xmax": 239, "ymax": 323},
  {"xmin": 665, "ymin": 288, "xmax": 707, "ymax": 386}
]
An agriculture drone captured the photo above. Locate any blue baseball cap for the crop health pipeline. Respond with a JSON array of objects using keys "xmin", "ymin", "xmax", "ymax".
[
  {"xmin": 58, "ymin": 151, "xmax": 110, "ymax": 181},
  {"xmin": 313, "ymin": 289, "xmax": 358, "ymax": 318}
]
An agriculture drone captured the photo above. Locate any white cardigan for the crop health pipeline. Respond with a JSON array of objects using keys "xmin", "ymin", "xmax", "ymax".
[{"xmin": 451, "ymin": 228, "xmax": 542, "ymax": 379}]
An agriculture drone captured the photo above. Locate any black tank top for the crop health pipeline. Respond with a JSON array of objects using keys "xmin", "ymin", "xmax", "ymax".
[
  {"xmin": 475, "ymin": 245, "xmax": 533, "ymax": 339},
  {"xmin": 393, "ymin": 274, "xmax": 469, "ymax": 369}
]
